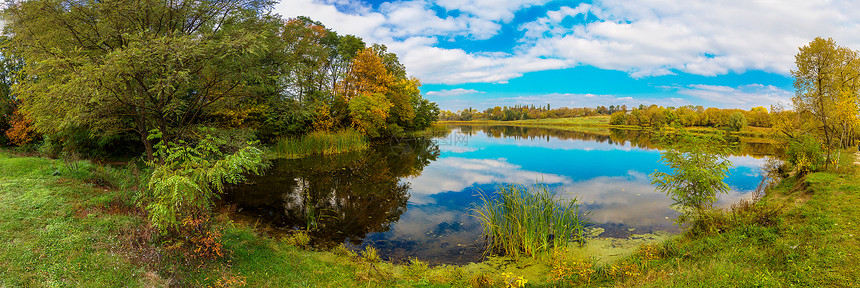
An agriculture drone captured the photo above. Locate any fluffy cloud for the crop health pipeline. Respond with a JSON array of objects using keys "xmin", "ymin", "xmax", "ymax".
[
  {"xmin": 276, "ymin": 0, "xmax": 860, "ymax": 85},
  {"xmin": 522, "ymin": 0, "xmax": 860, "ymax": 77}
]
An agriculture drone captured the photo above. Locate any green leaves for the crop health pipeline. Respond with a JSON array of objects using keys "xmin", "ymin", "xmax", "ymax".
[
  {"xmin": 650, "ymin": 129, "xmax": 733, "ymax": 224},
  {"xmin": 144, "ymin": 134, "xmax": 268, "ymax": 233},
  {"xmin": 7, "ymin": 0, "xmax": 273, "ymax": 160}
]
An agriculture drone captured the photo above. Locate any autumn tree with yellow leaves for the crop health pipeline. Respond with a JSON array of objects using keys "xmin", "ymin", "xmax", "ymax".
[{"xmin": 791, "ymin": 37, "xmax": 860, "ymax": 167}]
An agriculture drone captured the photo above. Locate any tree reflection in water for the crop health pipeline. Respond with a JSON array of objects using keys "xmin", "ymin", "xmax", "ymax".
[
  {"xmin": 223, "ymin": 138, "xmax": 440, "ymax": 248},
  {"xmin": 224, "ymin": 125, "xmax": 776, "ymax": 264}
]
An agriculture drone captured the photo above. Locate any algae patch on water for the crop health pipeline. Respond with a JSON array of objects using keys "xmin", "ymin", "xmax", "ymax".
[
  {"xmin": 570, "ymin": 231, "xmax": 673, "ymax": 264},
  {"xmin": 453, "ymin": 231, "xmax": 674, "ymax": 283}
]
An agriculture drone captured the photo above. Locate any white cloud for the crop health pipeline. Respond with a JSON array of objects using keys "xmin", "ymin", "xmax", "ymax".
[
  {"xmin": 520, "ymin": 0, "xmax": 860, "ymax": 77},
  {"xmin": 434, "ymin": 0, "xmax": 550, "ymax": 22},
  {"xmin": 675, "ymin": 84, "xmax": 792, "ymax": 109},
  {"xmin": 425, "ymin": 88, "xmax": 483, "ymax": 97},
  {"xmin": 276, "ymin": 0, "xmax": 860, "ymax": 86}
]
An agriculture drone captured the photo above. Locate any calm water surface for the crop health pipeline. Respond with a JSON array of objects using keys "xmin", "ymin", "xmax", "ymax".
[{"xmin": 224, "ymin": 125, "xmax": 775, "ymax": 264}]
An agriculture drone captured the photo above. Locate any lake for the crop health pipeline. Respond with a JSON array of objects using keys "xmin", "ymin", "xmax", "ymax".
[{"xmin": 223, "ymin": 125, "xmax": 776, "ymax": 265}]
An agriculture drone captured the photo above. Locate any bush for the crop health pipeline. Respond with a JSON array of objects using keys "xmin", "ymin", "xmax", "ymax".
[
  {"xmin": 786, "ymin": 134, "xmax": 825, "ymax": 174},
  {"xmin": 650, "ymin": 130, "xmax": 733, "ymax": 224},
  {"xmin": 142, "ymin": 133, "xmax": 269, "ymax": 234},
  {"xmin": 349, "ymin": 93, "xmax": 392, "ymax": 138},
  {"xmin": 5, "ymin": 108, "xmax": 39, "ymax": 146}
]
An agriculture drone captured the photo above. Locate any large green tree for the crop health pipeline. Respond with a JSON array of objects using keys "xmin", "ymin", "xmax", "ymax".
[{"xmin": 5, "ymin": 0, "xmax": 273, "ymax": 160}]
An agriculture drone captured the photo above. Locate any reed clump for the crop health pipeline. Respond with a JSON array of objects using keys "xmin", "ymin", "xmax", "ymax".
[
  {"xmin": 274, "ymin": 129, "xmax": 369, "ymax": 158},
  {"xmin": 472, "ymin": 183, "xmax": 588, "ymax": 259}
]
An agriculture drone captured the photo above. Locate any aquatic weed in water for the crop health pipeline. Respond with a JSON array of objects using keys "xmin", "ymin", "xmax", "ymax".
[{"xmin": 471, "ymin": 183, "xmax": 589, "ymax": 259}]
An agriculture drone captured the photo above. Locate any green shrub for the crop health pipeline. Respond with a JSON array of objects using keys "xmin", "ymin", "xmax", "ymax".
[
  {"xmin": 402, "ymin": 258, "xmax": 429, "ymax": 279},
  {"xmin": 142, "ymin": 132, "xmax": 269, "ymax": 234},
  {"xmin": 331, "ymin": 243, "xmax": 357, "ymax": 258},
  {"xmin": 610, "ymin": 111, "xmax": 627, "ymax": 125},
  {"xmin": 786, "ymin": 134, "xmax": 825, "ymax": 174},
  {"xmin": 285, "ymin": 230, "xmax": 311, "ymax": 248},
  {"xmin": 651, "ymin": 130, "xmax": 733, "ymax": 224},
  {"xmin": 472, "ymin": 183, "xmax": 588, "ymax": 259},
  {"xmin": 361, "ymin": 246, "xmax": 380, "ymax": 263},
  {"xmin": 256, "ymin": 99, "xmax": 314, "ymax": 143}
]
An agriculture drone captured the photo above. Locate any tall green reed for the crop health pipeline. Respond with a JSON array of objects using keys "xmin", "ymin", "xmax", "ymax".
[
  {"xmin": 274, "ymin": 129, "xmax": 369, "ymax": 158},
  {"xmin": 472, "ymin": 183, "xmax": 589, "ymax": 259}
]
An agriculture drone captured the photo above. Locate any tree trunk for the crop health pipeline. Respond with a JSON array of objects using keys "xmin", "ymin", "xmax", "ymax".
[{"xmin": 137, "ymin": 117, "xmax": 154, "ymax": 162}]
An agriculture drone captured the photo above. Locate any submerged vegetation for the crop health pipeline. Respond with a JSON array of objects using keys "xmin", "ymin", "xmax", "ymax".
[
  {"xmin": 273, "ymin": 129, "xmax": 369, "ymax": 158},
  {"xmin": 472, "ymin": 183, "xmax": 588, "ymax": 259}
]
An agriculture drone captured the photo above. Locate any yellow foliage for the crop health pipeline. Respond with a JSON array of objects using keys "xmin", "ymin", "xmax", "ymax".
[
  {"xmin": 501, "ymin": 272, "xmax": 527, "ymax": 288},
  {"xmin": 551, "ymin": 248, "xmax": 595, "ymax": 285},
  {"xmin": 210, "ymin": 104, "xmax": 267, "ymax": 127},
  {"xmin": 311, "ymin": 104, "xmax": 336, "ymax": 131},
  {"xmin": 638, "ymin": 243, "xmax": 660, "ymax": 261},
  {"xmin": 339, "ymin": 48, "xmax": 393, "ymax": 101}
]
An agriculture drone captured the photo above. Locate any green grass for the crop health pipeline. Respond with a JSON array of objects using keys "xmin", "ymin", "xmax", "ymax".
[
  {"xmin": 472, "ymin": 183, "xmax": 588, "ymax": 259},
  {"xmin": 601, "ymin": 150, "xmax": 860, "ymax": 287},
  {"xmin": 0, "ymin": 153, "xmax": 146, "ymax": 287},
  {"xmin": 4, "ymin": 146, "xmax": 860, "ymax": 287},
  {"xmin": 274, "ymin": 130, "xmax": 369, "ymax": 159}
]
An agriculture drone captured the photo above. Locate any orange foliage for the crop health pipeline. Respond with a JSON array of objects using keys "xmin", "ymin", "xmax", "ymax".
[
  {"xmin": 5, "ymin": 108, "xmax": 38, "ymax": 146},
  {"xmin": 179, "ymin": 216, "xmax": 225, "ymax": 260}
]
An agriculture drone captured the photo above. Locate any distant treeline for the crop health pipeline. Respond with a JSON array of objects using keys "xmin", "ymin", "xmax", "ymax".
[
  {"xmin": 440, "ymin": 104, "xmax": 772, "ymax": 130},
  {"xmin": 440, "ymin": 104, "xmax": 616, "ymax": 121}
]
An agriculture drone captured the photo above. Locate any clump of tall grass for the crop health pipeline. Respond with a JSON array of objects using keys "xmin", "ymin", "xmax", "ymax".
[
  {"xmin": 274, "ymin": 129, "xmax": 369, "ymax": 158},
  {"xmin": 472, "ymin": 183, "xmax": 589, "ymax": 259}
]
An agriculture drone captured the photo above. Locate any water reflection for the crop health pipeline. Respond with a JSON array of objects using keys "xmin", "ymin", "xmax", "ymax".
[
  {"xmin": 224, "ymin": 139, "xmax": 439, "ymax": 246},
  {"xmin": 225, "ymin": 125, "xmax": 774, "ymax": 265}
]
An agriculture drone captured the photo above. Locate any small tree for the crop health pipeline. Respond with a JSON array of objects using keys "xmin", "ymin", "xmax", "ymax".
[
  {"xmin": 727, "ymin": 112, "xmax": 748, "ymax": 131},
  {"xmin": 650, "ymin": 129, "xmax": 733, "ymax": 224}
]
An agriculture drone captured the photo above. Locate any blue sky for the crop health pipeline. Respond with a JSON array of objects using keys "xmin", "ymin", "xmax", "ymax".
[{"xmin": 275, "ymin": 0, "xmax": 860, "ymax": 111}]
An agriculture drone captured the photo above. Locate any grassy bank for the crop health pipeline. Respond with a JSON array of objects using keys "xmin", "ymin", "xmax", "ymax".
[
  {"xmin": 273, "ymin": 130, "xmax": 369, "ymax": 159},
  {"xmin": 601, "ymin": 150, "xmax": 860, "ymax": 286},
  {"xmin": 3, "ymin": 148, "xmax": 860, "ymax": 287}
]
